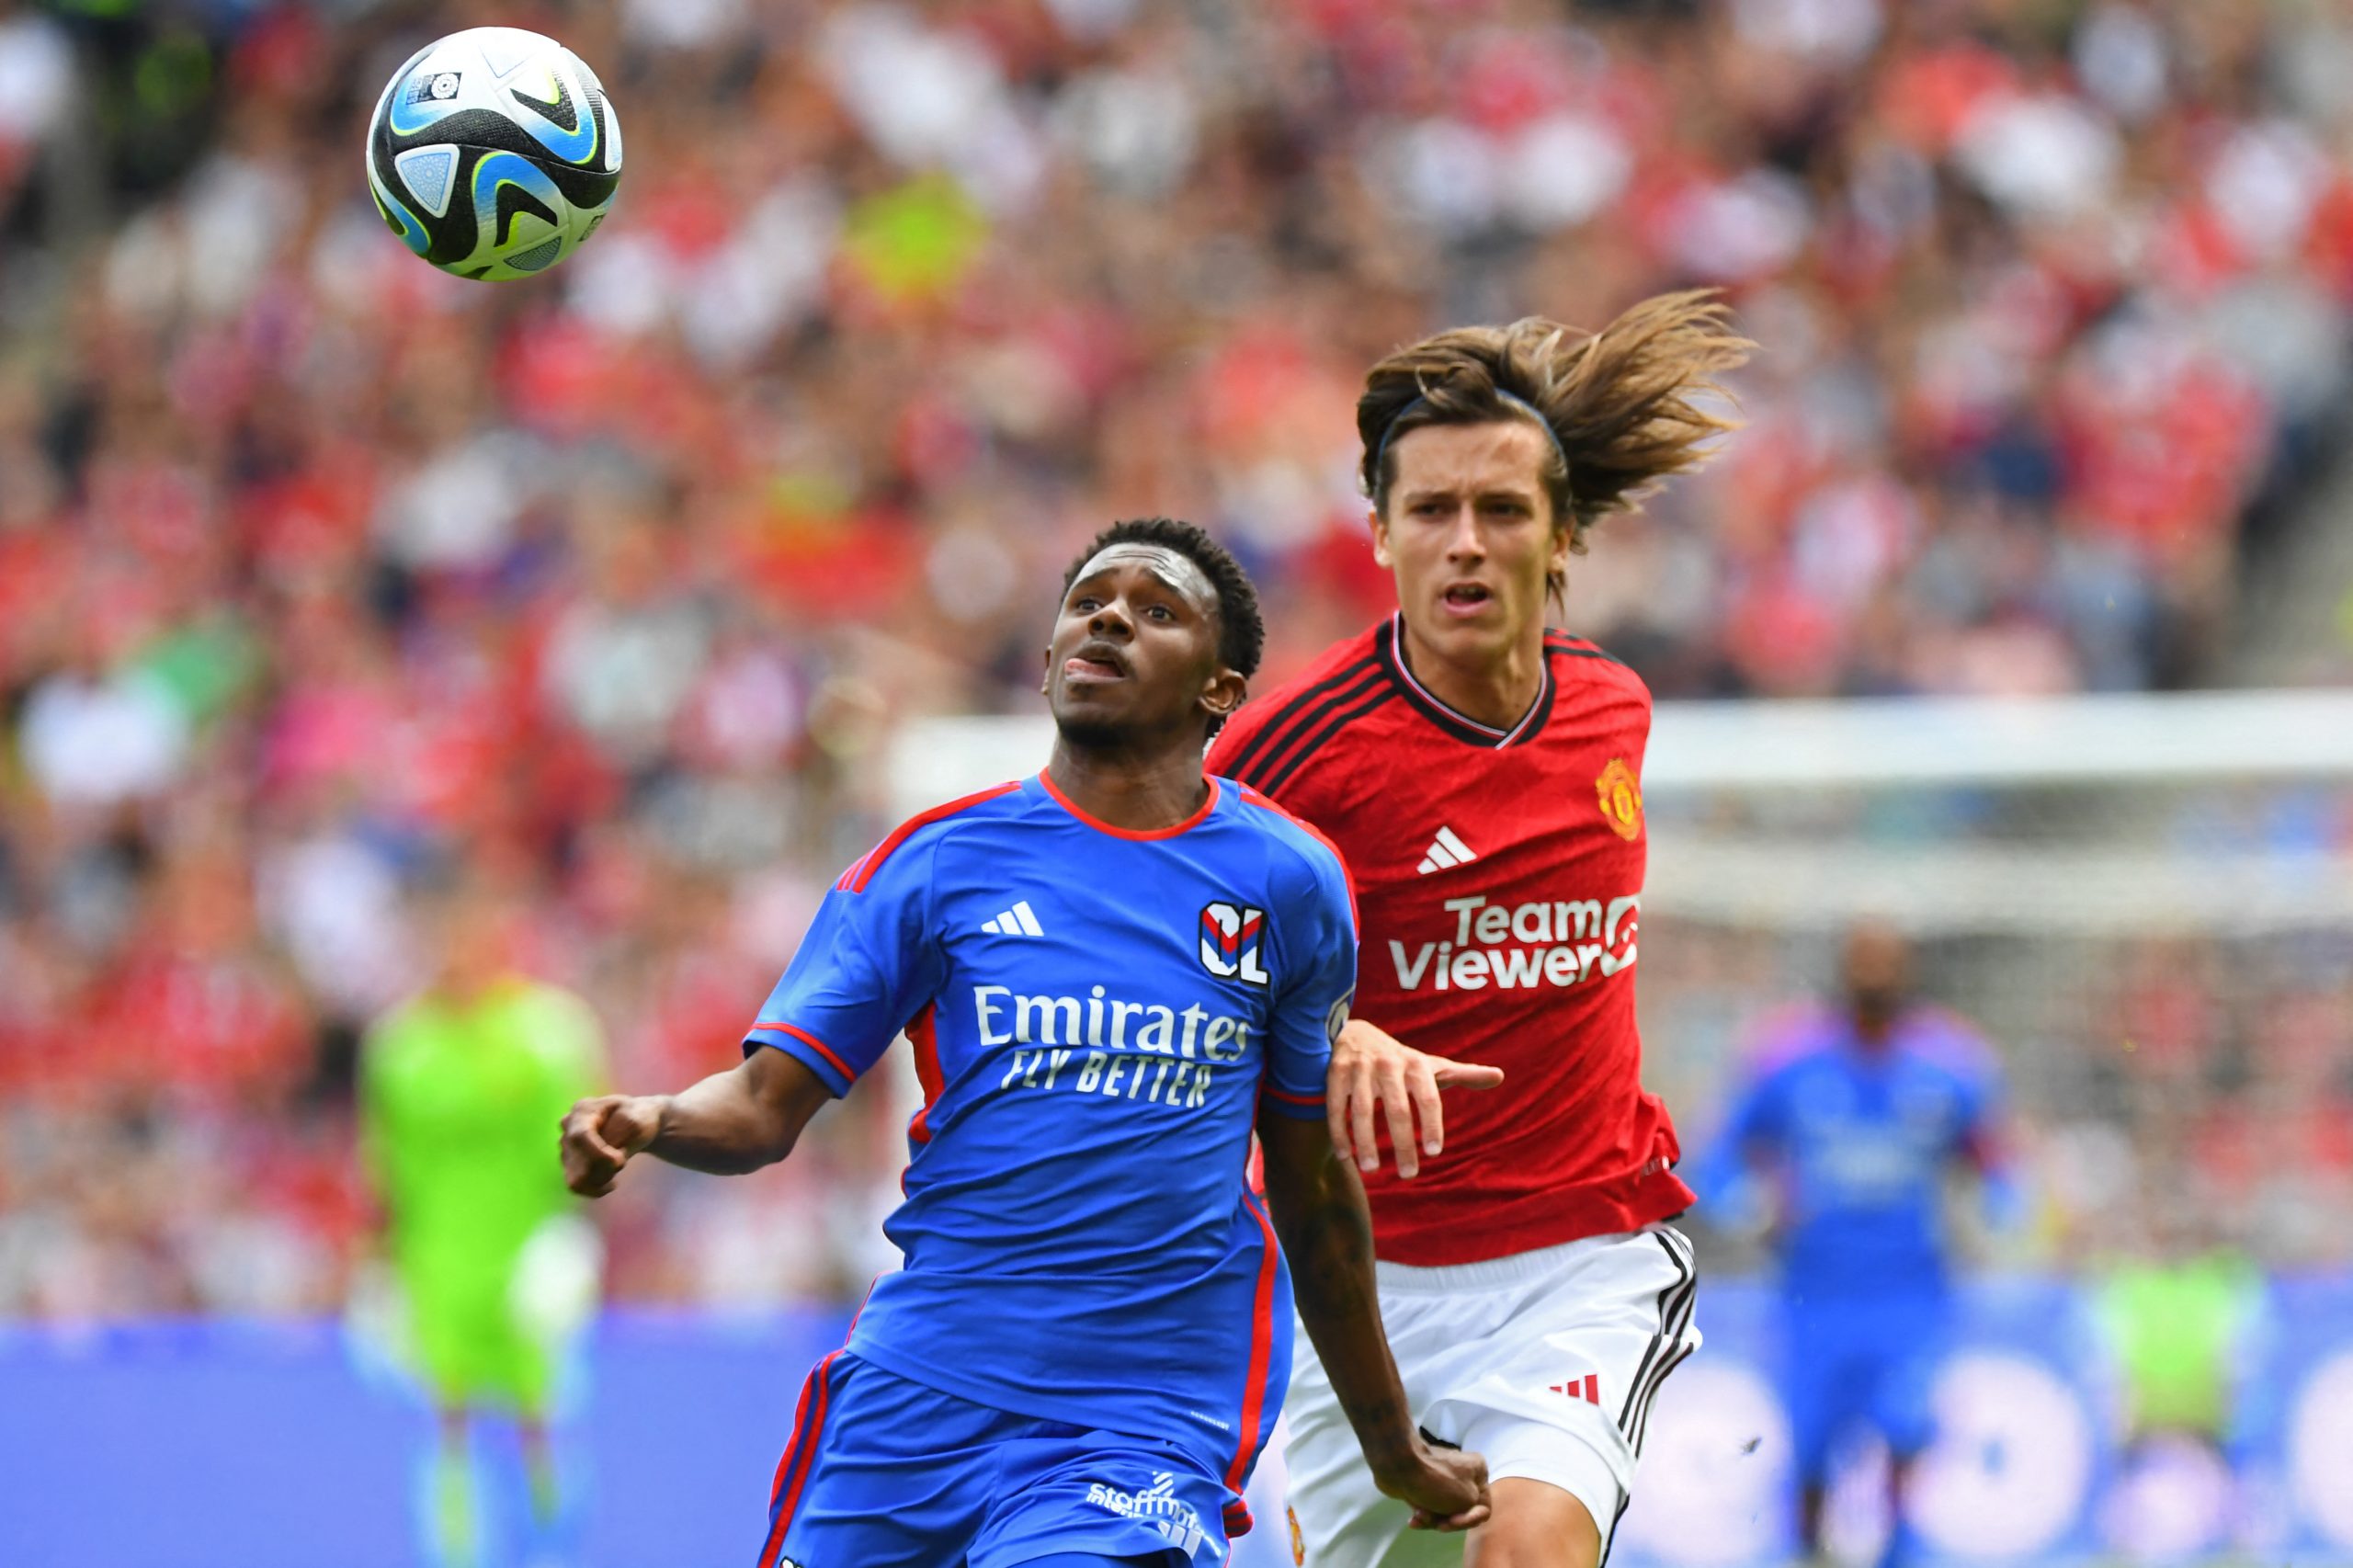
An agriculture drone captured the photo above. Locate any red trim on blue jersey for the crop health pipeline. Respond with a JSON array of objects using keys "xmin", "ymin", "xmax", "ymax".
[
  {"xmin": 765, "ymin": 1359, "xmax": 824, "ymax": 1508},
  {"xmin": 905, "ymin": 1003, "xmax": 942, "ymax": 1150},
  {"xmin": 843, "ymin": 782, "xmax": 1022, "ymax": 892},
  {"xmin": 1223, "ymin": 1187, "xmax": 1282, "ymax": 1520},
  {"xmin": 1260, "ymin": 1085, "xmax": 1323, "ymax": 1108},
  {"xmin": 1235, "ymin": 784, "xmax": 1358, "ymax": 926},
  {"xmin": 1038, "ymin": 768, "xmax": 1222, "ymax": 840},
  {"xmin": 757, "ymin": 1350, "xmax": 841, "ymax": 1568},
  {"xmin": 757, "ymin": 1281, "xmax": 877, "ymax": 1567},
  {"xmin": 754, "ymin": 1020, "xmax": 853, "ymax": 1083}
]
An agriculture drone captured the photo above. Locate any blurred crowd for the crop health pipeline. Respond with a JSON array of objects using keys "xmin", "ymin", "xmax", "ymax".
[{"xmin": 3, "ymin": 0, "xmax": 2353, "ymax": 1322}]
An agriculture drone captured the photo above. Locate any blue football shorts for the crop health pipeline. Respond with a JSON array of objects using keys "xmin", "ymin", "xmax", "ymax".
[
  {"xmin": 755, "ymin": 1350, "xmax": 1240, "ymax": 1568},
  {"xmin": 1782, "ymin": 1290, "xmax": 1952, "ymax": 1482}
]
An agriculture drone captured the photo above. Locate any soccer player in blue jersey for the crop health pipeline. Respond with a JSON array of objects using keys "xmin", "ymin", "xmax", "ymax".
[
  {"xmin": 560, "ymin": 517, "xmax": 1489, "ymax": 1568},
  {"xmin": 1706, "ymin": 923, "xmax": 2012, "ymax": 1568}
]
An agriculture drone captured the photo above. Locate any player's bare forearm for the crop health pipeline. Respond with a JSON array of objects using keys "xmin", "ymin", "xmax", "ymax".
[
  {"xmin": 648, "ymin": 1050, "xmax": 835, "ymax": 1172},
  {"xmin": 1257, "ymin": 1112, "xmax": 1413, "ymax": 1463},
  {"xmin": 561, "ymin": 1049, "xmax": 830, "ymax": 1195},
  {"xmin": 1256, "ymin": 1108, "xmax": 1490, "ymax": 1528}
]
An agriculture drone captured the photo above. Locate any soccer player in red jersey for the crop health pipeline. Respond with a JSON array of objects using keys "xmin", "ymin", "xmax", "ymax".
[{"xmin": 1209, "ymin": 295, "xmax": 1750, "ymax": 1568}]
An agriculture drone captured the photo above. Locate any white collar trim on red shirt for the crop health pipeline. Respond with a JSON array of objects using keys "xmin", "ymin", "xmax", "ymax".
[{"xmin": 1383, "ymin": 613, "xmax": 1552, "ymax": 748}]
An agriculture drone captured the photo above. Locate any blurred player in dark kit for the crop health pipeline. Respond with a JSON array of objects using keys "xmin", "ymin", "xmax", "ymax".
[{"xmin": 1211, "ymin": 295, "xmax": 1749, "ymax": 1568}]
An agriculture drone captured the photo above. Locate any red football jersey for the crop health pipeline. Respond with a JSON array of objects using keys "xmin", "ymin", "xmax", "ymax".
[{"xmin": 1209, "ymin": 615, "xmax": 1692, "ymax": 1266}]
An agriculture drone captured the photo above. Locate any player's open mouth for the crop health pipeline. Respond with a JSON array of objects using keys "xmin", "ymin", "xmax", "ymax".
[
  {"xmin": 1064, "ymin": 649, "xmax": 1127, "ymax": 681},
  {"xmin": 1440, "ymin": 583, "xmax": 1494, "ymax": 614}
]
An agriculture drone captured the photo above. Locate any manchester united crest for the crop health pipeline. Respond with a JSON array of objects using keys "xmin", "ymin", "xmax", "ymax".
[{"xmin": 1596, "ymin": 757, "xmax": 1643, "ymax": 841}]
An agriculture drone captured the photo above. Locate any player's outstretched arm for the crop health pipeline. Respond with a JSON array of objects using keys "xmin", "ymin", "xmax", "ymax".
[
  {"xmin": 560, "ymin": 1048, "xmax": 832, "ymax": 1196},
  {"xmin": 1329, "ymin": 1017, "xmax": 1505, "ymax": 1179},
  {"xmin": 1256, "ymin": 1107, "xmax": 1492, "ymax": 1532}
]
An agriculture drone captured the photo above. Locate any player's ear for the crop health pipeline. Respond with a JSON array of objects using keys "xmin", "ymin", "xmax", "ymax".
[
  {"xmin": 1040, "ymin": 643, "xmax": 1052, "ymax": 697},
  {"xmin": 1547, "ymin": 514, "xmax": 1573, "ymax": 583},
  {"xmin": 1369, "ymin": 505, "xmax": 1393, "ymax": 569},
  {"xmin": 1199, "ymin": 665, "xmax": 1247, "ymax": 730}
]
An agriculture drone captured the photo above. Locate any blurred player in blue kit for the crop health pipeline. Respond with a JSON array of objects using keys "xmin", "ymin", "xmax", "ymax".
[
  {"xmin": 561, "ymin": 517, "xmax": 1487, "ymax": 1567},
  {"xmin": 1707, "ymin": 923, "xmax": 2013, "ymax": 1568}
]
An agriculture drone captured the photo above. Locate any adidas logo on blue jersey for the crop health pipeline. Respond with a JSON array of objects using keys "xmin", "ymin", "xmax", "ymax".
[{"xmin": 981, "ymin": 900, "xmax": 1044, "ymax": 937}]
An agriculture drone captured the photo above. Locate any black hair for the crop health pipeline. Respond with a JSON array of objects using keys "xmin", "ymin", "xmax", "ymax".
[{"xmin": 1059, "ymin": 517, "xmax": 1266, "ymax": 686}]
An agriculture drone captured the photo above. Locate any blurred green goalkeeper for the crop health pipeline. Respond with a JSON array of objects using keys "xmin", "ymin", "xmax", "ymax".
[{"xmin": 358, "ymin": 870, "xmax": 606, "ymax": 1568}]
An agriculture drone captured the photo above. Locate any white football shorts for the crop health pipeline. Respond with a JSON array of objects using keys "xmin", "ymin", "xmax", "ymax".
[
  {"xmin": 1230, "ymin": 1415, "xmax": 1299, "ymax": 1568},
  {"xmin": 1279, "ymin": 1224, "xmax": 1698, "ymax": 1567}
]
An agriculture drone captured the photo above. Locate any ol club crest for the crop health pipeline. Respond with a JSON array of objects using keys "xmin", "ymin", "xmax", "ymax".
[{"xmin": 1199, "ymin": 902, "xmax": 1269, "ymax": 987}]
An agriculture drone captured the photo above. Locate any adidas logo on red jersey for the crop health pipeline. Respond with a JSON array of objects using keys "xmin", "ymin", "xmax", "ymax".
[{"xmin": 1415, "ymin": 826, "xmax": 1478, "ymax": 874}]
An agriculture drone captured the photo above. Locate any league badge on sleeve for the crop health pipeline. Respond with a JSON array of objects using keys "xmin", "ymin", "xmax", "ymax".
[{"xmin": 1199, "ymin": 902, "xmax": 1270, "ymax": 987}]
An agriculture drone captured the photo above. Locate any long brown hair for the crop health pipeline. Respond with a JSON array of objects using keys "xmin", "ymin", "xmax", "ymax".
[{"xmin": 1358, "ymin": 291, "xmax": 1753, "ymax": 591}]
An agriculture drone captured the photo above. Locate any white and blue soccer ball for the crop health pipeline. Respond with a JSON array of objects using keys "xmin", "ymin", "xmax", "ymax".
[{"xmin": 364, "ymin": 27, "xmax": 622, "ymax": 281}]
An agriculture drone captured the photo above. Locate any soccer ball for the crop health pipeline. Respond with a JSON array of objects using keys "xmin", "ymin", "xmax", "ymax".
[{"xmin": 364, "ymin": 28, "xmax": 622, "ymax": 281}]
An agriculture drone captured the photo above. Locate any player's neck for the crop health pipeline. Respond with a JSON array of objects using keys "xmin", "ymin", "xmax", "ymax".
[
  {"xmin": 1398, "ymin": 620, "xmax": 1548, "ymax": 732},
  {"xmin": 1850, "ymin": 1014, "xmax": 1897, "ymax": 1049},
  {"xmin": 1044, "ymin": 741, "xmax": 1211, "ymax": 833}
]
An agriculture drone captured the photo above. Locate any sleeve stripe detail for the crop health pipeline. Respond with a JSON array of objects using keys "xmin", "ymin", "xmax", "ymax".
[
  {"xmin": 1255, "ymin": 684, "xmax": 1395, "ymax": 796},
  {"xmin": 1261, "ymin": 1085, "xmax": 1323, "ymax": 1107},
  {"xmin": 1236, "ymin": 784, "xmax": 1358, "ymax": 928},
  {"xmin": 1546, "ymin": 632, "xmax": 1627, "ymax": 667},
  {"xmin": 753, "ymin": 1020, "xmax": 853, "ymax": 1082},
  {"xmin": 1220, "ymin": 654, "xmax": 1381, "ymax": 785},
  {"xmin": 841, "ymin": 781, "xmax": 1022, "ymax": 892},
  {"xmin": 1226, "ymin": 663, "xmax": 1385, "ymax": 791}
]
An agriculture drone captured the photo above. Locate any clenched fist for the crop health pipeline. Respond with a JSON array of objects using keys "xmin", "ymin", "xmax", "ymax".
[
  {"xmin": 1374, "ymin": 1435, "xmax": 1492, "ymax": 1533},
  {"xmin": 561, "ymin": 1094, "xmax": 666, "ymax": 1197}
]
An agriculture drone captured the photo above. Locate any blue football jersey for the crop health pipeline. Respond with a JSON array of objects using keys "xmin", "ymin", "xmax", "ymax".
[
  {"xmin": 743, "ymin": 772, "xmax": 1356, "ymax": 1485},
  {"xmin": 1709, "ymin": 1006, "xmax": 2003, "ymax": 1293}
]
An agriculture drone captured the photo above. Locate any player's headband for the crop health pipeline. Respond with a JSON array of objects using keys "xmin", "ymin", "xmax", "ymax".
[{"xmin": 1371, "ymin": 388, "xmax": 1570, "ymax": 483}]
